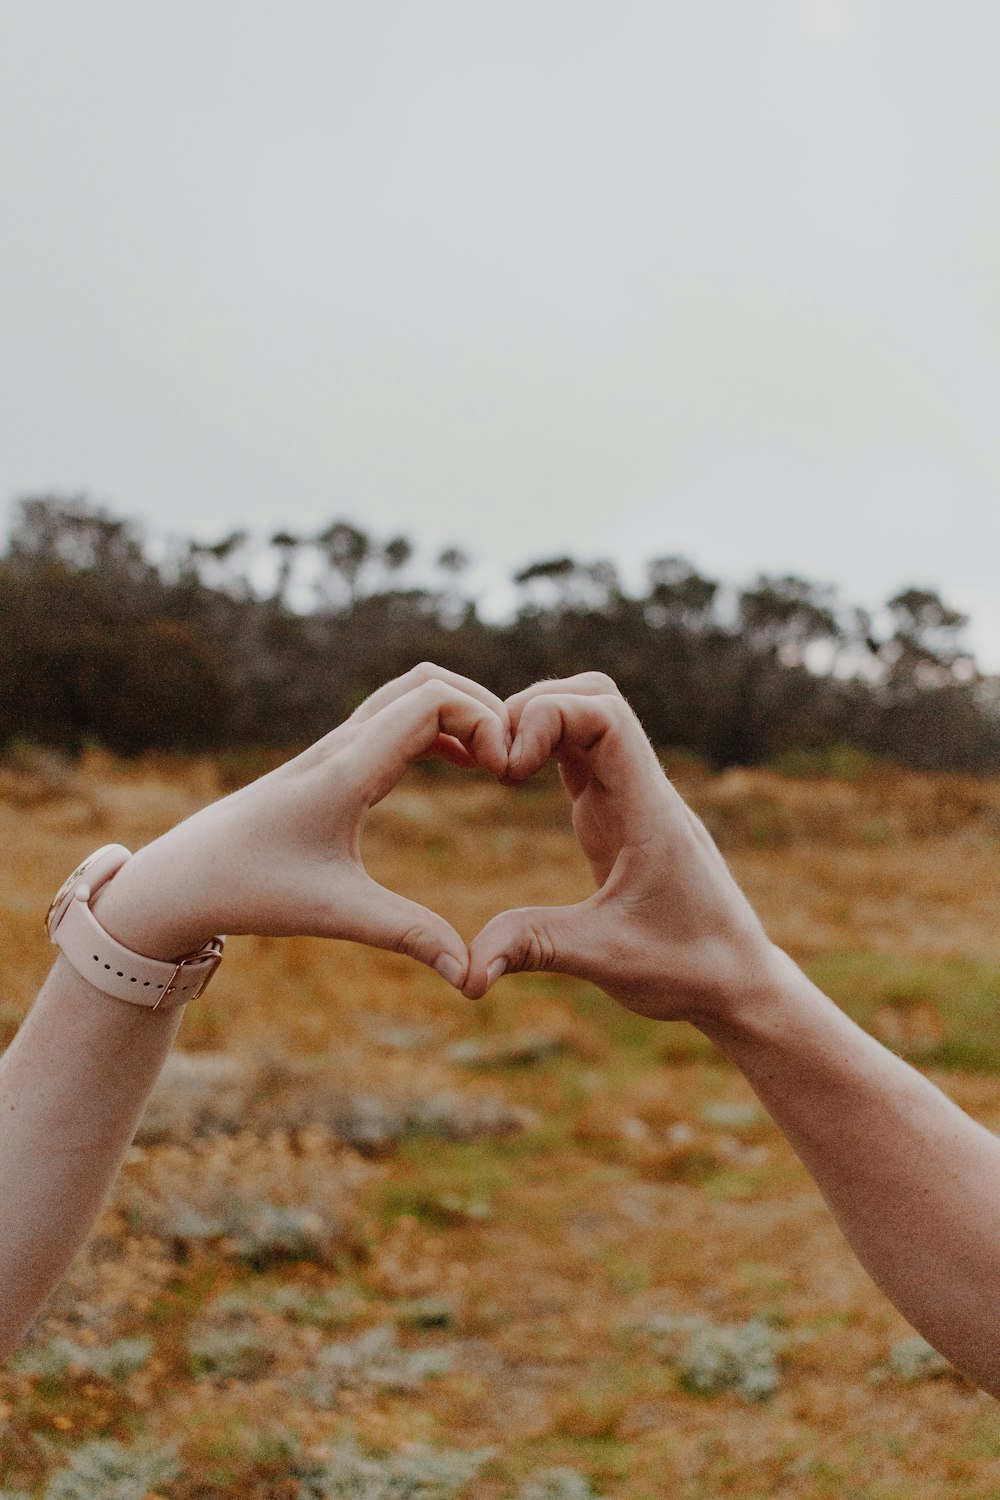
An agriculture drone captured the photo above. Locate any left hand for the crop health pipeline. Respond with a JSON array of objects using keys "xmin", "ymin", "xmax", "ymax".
[
  {"xmin": 463, "ymin": 673, "xmax": 777, "ymax": 1021},
  {"xmin": 90, "ymin": 664, "xmax": 511, "ymax": 989}
]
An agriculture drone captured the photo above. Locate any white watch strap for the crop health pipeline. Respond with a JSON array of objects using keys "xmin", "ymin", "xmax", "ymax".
[{"xmin": 54, "ymin": 892, "xmax": 223, "ymax": 1008}]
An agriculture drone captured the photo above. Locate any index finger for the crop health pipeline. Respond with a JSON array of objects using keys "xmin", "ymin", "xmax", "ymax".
[
  {"xmin": 355, "ymin": 680, "xmax": 510, "ymax": 804},
  {"xmin": 505, "ymin": 672, "xmax": 624, "ymax": 735},
  {"xmin": 507, "ymin": 691, "xmax": 666, "ymax": 816},
  {"xmin": 351, "ymin": 662, "xmax": 508, "ymax": 728}
]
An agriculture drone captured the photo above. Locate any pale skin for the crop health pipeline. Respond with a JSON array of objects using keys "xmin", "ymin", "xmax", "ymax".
[
  {"xmin": 0, "ymin": 665, "xmax": 511, "ymax": 1356},
  {"xmin": 3, "ymin": 667, "xmax": 1000, "ymax": 1400}
]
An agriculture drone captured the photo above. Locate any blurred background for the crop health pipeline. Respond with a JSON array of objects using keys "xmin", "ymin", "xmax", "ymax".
[
  {"xmin": 5, "ymin": 1, "xmax": 1000, "ymax": 764},
  {"xmin": 8, "ymin": 8, "xmax": 1000, "ymax": 1496}
]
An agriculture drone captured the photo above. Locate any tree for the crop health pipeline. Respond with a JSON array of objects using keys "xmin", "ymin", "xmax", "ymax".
[
  {"xmin": 185, "ymin": 530, "xmax": 251, "ymax": 598},
  {"xmin": 514, "ymin": 555, "xmax": 621, "ymax": 615},
  {"xmin": 269, "ymin": 530, "xmax": 301, "ymax": 607},
  {"xmin": 383, "ymin": 535, "xmax": 414, "ymax": 575},
  {"xmin": 737, "ymin": 575, "xmax": 843, "ymax": 664},
  {"xmin": 4, "ymin": 494, "xmax": 1000, "ymax": 773},
  {"xmin": 437, "ymin": 546, "xmax": 470, "ymax": 576},
  {"xmin": 7, "ymin": 494, "xmax": 157, "ymax": 603},
  {"xmin": 315, "ymin": 520, "xmax": 371, "ymax": 608},
  {"xmin": 645, "ymin": 557, "xmax": 718, "ymax": 631},
  {"xmin": 878, "ymin": 588, "xmax": 974, "ymax": 690}
]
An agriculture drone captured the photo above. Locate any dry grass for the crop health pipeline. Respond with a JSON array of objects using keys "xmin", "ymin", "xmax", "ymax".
[{"xmin": 3, "ymin": 752, "xmax": 1000, "ymax": 1497}]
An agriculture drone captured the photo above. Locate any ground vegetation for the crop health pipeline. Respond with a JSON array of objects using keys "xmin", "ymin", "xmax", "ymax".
[{"xmin": 4, "ymin": 753, "xmax": 1000, "ymax": 1494}]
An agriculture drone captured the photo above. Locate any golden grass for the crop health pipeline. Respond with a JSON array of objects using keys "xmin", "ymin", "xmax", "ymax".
[{"xmin": 4, "ymin": 753, "xmax": 1000, "ymax": 1497}]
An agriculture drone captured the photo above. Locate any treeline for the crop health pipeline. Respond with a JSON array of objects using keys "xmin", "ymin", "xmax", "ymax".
[{"xmin": 2, "ymin": 494, "xmax": 999, "ymax": 772}]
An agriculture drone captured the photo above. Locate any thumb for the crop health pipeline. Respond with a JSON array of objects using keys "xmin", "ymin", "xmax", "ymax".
[
  {"xmin": 463, "ymin": 899, "xmax": 595, "ymax": 1000},
  {"xmin": 336, "ymin": 873, "xmax": 471, "ymax": 989}
]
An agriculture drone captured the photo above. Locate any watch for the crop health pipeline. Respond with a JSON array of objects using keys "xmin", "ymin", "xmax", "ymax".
[{"xmin": 45, "ymin": 844, "xmax": 225, "ymax": 1008}]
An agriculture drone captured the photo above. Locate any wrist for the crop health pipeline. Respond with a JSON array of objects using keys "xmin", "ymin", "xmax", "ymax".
[
  {"xmin": 691, "ymin": 943, "xmax": 817, "ymax": 1048},
  {"xmin": 88, "ymin": 845, "xmax": 218, "ymax": 962},
  {"xmin": 47, "ymin": 842, "xmax": 225, "ymax": 1008},
  {"xmin": 645, "ymin": 937, "xmax": 794, "ymax": 1036}
]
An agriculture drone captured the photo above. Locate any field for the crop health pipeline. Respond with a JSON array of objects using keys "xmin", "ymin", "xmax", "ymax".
[{"xmin": 4, "ymin": 749, "xmax": 1000, "ymax": 1498}]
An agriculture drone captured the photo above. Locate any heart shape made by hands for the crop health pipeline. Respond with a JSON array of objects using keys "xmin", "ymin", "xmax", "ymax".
[
  {"xmin": 334, "ymin": 667, "xmax": 632, "ymax": 1003},
  {"xmin": 344, "ymin": 666, "xmax": 722, "ymax": 1017}
]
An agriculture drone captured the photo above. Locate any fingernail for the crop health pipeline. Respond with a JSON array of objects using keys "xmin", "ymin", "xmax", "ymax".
[
  {"xmin": 509, "ymin": 738, "xmax": 522, "ymax": 768},
  {"xmin": 486, "ymin": 958, "xmax": 507, "ymax": 987},
  {"xmin": 434, "ymin": 954, "xmax": 465, "ymax": 988}
]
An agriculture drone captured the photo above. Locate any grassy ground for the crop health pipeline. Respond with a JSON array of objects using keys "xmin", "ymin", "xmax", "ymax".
[{"xmin": 4, "ymin": 750, "xmax": 1000, "ymax": 1497}]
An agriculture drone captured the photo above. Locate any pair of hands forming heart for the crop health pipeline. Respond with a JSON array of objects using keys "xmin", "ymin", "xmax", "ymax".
[
  {"xmin": 35, "ymin": 670, "xmax": 1000, "ymax": 1405},
  {"xmin": 91, "ymin": 665, "xmax": 778, "ymax": 1028}
]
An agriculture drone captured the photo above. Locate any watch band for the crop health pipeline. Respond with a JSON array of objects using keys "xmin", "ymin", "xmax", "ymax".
[{"xmin": 48, "ymin": 845, "xmax": 224, "ymax": 1008}]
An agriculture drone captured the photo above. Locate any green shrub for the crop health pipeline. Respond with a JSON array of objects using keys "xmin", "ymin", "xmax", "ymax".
[
  {"xmin": 43, "ymin": 1439, "xmax": 179, "ymax": 1500},
  {"xmin": 14, "ymin": 1335, "xmax": 153, "ymax": 1382},
  {"xmin": 646, "ymin": 1314, "xmax": 781, "ymax": 1400},
  {"xmin": 120, "ymin": 1131, "xmax": 370, "ymax": 1269},
  {"xmin": 311, "ymin": 1326, "xmax": 454, "ymax": 1402},
  {"xmin": 188, "ymin": 1324, "xmax": 276, "ymax": 1380},
  {"xmin": 767, "ymin": 743, "xmax": 874, "ymax": 781},
  {"xmin": 393, "ymin": 1297, "xmax": 454, "ymax": 1329},
  {"xmin": 888, "ymin": 1334, "xmax": 952, "ymax": 1381},
  {"xmin": 517, "ymin": 1468, "xmax": 603, "ymax": 1500},
  {"xmin": 258, "ymin": 1284, "xmax": 362, "ymax": 1328},
  {"xmin": 293, "ymin": 1438, "xmax": 491, "ymax": 1498}
]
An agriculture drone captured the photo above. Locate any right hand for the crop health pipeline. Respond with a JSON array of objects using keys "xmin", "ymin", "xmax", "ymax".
[{"xmin": 464, "ymin": 673, "xmax": 779, "ymax": 1022}]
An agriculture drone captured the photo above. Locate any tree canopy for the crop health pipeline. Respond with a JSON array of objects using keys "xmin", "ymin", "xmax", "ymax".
[{"xmin": 2, "ymin": 494, "xmax": 997, "ymax": 772}]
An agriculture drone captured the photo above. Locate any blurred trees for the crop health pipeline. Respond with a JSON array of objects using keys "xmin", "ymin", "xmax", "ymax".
[
  {"xmin": 2, "ymin": 493, "xmax": 998, "ymax": 772},
  {"xmin": 0, "ymin": 499, "xmax": 229, "ymax": 753}
]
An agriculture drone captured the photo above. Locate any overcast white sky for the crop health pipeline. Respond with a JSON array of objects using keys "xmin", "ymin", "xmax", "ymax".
[{"xmin": 4, "ymin": 1, "xmax": 1000, "ymax": 662}]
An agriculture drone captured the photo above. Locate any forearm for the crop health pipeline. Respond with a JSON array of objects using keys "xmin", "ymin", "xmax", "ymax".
[
  {"xmin": 0, "ymin": 958, "xmax": 182, "ymax": 1356},
  {"xmin": 0, "ymin": 842, "xmax": 215, "ymax": 1355},
  {"xmin": 0, "ymin": 668, "xmax": 507, "ymax": 1358},
  {"xmin": 472, "ymin": 674, "xmax": 1000, "ymax": 1392},
  {"xmin": 698, "ymin": 946, "xmax": 1000, "ymax": 1393}
]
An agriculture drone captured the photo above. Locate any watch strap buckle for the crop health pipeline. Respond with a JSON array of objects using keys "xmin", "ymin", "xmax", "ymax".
[{"xmin": 154, "ymin": 938, "xmax": 226, "ymax": 1009}]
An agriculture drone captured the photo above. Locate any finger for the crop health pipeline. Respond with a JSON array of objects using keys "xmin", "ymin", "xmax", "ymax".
[
  {"xmin": 463, "ymin": 900, "xmax": 597, "ymax": 999},
  {"xmin": 336, "ymin": 872, "xmax": 470, "ymax": 989},
  {"xmin": 432, "ymin": 734, "xmax": 476, "ymax": 769},
  {"xmin": 506, "ymin": 690, "xmax": 650, "ymax": 779},
  {"xmin": 505, "ymin": 672, "xmax": 623, "ymax": 733},
  {"xmin": 508, "ymin": 693, "xmax": 669, "ymax": 840},
  {"xmin": 504, "ymin": 696, "xmax": 606, "ymax": 787},
  {"xmin": 356, "ymin": 681, "xmax": 509, "ymax": 803},
  {"xmin": 351, "ymin": 663, "xmax": 508, "ymax": 730}
]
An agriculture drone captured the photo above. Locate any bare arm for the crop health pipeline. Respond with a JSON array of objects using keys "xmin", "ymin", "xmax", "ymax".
[
  {"xmin": 465, "ymin": 673, "xmax": 1000, "ymax": 1395},
  {"xmin": 0, "ymin": 965, "xmax": 184, "ymax": 1356},
  {"xmin": 702, "ymin": 953, "xmax": 1000, "ymax": 1390},
  {"xmin": 0, "ymin": 664, "xmax": 509, "ymax": 1356}
]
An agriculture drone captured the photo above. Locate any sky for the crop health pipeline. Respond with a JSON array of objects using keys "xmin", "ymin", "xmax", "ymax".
[{"xmin": 4, "ymin": 1, "xmax": 1000, "ymax": 663}]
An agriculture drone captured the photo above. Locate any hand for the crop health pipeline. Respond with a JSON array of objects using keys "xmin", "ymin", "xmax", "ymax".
[
  {"xmin": 91, "ymin": 665, "xmax": 510, "ymax": 989},
  {"xmin": 463, "ymin": 673, "xmax": 778, "ymax": 1021}
]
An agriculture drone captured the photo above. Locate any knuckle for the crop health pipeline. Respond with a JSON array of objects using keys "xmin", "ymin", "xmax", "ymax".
[
  {"xmin": 581, "ymin": 671, "xmax": 619, "ymax": 695},
  {"xmin": 393, "ymin": 922, "xmax": 429, "ymax": 961},
  {"xmin": 506, "ymin": 915, "xmax": 557, "ymax": 974},
  {"xmin": 599, "ymin": 692, "xmax": 632, "ymax": 725},
  {"xmin": 519, "ymin": 696, "xmax": 552, "ymax": 727},
  {"xmin": 412, "ymin": 660, "xmax": 444, "ymax": 684},
  {"xmin": 410, "ymin": 677, "xmax": 448, "ymax": 711}
]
